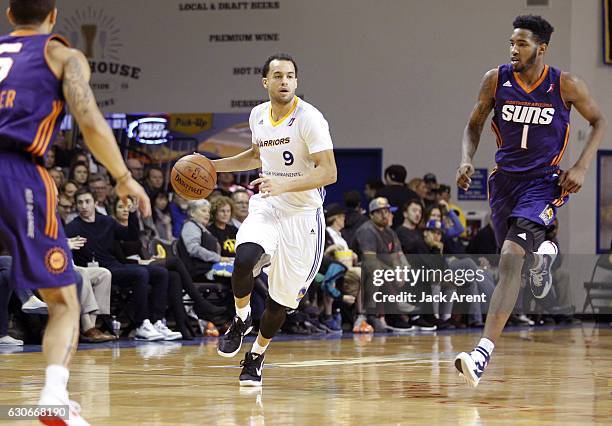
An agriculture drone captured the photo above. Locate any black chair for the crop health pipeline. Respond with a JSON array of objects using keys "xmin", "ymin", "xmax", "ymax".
[{"xmin": 582, "ymin": 254, "xmax": 612, "ymax": 314}]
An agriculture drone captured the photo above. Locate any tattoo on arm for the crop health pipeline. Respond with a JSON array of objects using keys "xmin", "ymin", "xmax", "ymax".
[{"xmin": 63, "ymin": 56, "xmax": 94, "ymax": 116}]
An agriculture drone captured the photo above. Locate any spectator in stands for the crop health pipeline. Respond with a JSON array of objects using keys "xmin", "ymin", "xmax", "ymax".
[
  {"xmin": 127, "ymin": 158, "xmax": 145, "ymax": 182},
  {"xmin": 364, "ymin": 179, "xmax": 384, "ymax": 201},
  {"xmin": 396, "ymin": 199, "xmax": 429, "ymax": 254},
  {"xmin": 323, "ymin": 203, "xmax": 372, "ymax": 333},
  {"xmin": 407, "ymin": 178, "xmax": 429, "ymax": 205},
  {"xmin": 352, "ymin": 197, "xmax": 414, "ymax": 331},
  {"xmin": 48, "ymin": 166, "xmax": 64, "ymax": 190},
  {"xmin": 435, "ymin": 184, "xmax": 467, "ymax": 237},
  {"xmin": 230, "ymin": 188, "xmax": 250, "ymax": 228},
  {"xmin": 0, "ymin": 256, "xmax": 22, "ymax": 345},
  {"xmin": 144, "ymin": 166, "xmax": 165, "ymax": 198},
  {"xmin": 216, "ymin": 172, "xmax": 235, "ymax": 196},
  {"xmin": 44, "ymin": 146, "xmax": 56, "ymax": 169},
  {"xmin": 68, "ymin": 161, "xmax": 90, "ymax": 189},
  {"xmin": 208, "ymin": 196, "xmax": 238, "ymax": 258},
  {"xmin": 377, "ymin": 165, "xmax": 419, "ymax": 229},
  {"xmin": 57, "ymin": 193, "xmax": 76, "ymax": 226},
  {"xmin": 66, "ymin": 188, "xmax": 176, "ymax": 341},
  {"xmin": 88, "ymin": 174, "xmax": 111, "ymax": 215},
  {"xmin": 423, "ymin": 173, "xmax": 439, "ymax": 207},
  {"xmin": 152, "ymin": 191, "xmax": 174, "ymax": 243},
  {"xmin": 178, "ymin": 200, "xmax": 231, "ymax": 281},
  {"xmin": 341, "ymin": 190, "xmax": 368, "ymax": 245},
  {"xmin": 113, "ymin": 197, "xmax": 224, "ymax": 339},
  {"xmin": 466, "ymin": 213, "xmax": 498, "ymax": 268},
  {"xmin": 66, "ymin": 237, "xmax": 115, "ymax": 343},
  {"xmin": 60, "ymin": 180, "xmax": 79, "ymax": 204},
  {"xmin": 170, "ymin": 193, "xmax": 189, "ymax": 239}
]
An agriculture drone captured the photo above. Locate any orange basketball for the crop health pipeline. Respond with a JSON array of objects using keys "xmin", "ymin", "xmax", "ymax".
[{"xmin": 170, "ymin": 153, "xmax": 217, "ymax": 200}]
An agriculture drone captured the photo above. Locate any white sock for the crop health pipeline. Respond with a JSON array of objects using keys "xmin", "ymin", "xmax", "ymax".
[
  {"xmin": 251, "ymin": 340, "xmax": 268, "ymax": 355},
  {"xmin": 236, "ymin": 305, "xmax": 251, "ymax": 322},
  {"xmin": 44, "ymin": 365, "xmax": 69, "ymax": 390},
  {"xmin": 477, "ymin": 338, "xmax": 494, "ymax": 356}
]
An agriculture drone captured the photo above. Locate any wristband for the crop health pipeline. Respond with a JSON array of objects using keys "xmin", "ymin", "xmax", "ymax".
[{"xmin": 116, "ymin": 171, "xmax": 131, "ymax": 184}]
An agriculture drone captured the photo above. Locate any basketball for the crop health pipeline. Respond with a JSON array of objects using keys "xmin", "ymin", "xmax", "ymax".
[{"xmin": 170, "ymin": 153, "xmax": 217, "ymax": 200}]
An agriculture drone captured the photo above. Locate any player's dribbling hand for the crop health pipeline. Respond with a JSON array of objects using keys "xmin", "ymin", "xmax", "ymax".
[
  {"xmin": 250, "ymin": 173, "xmax": 286, "ymax": 197},
  {"xmin": 456, "ymin": 163, "xmax": 475, "ymax": 191},
  {"xmin": 116, "ymin": 176, "xmax": 152, "ymax": 218},
  {"xmin": 558, "ymin": 166, "xmax": 586, "ymax": 194}
]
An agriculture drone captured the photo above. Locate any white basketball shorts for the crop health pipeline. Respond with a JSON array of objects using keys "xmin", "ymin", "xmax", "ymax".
[{"xmin": 235, "ymin": 196, "xmax": 325, "ymax": 309}]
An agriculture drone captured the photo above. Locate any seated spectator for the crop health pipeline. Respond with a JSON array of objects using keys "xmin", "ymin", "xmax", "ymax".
[
  {"xmin": 44, "ymin": 145, "xmax": 56, "ymax": 169},
  {"xmin": 170, "ymin": 193, "xmax": 189, "ymax": 239},
  {"xmin": 57, "ymin": 193, "xmax": 76, "ymax": 226},
  {"xmin": 127, "ymin": 158, "xmax": 145, "ymax": 183},
  {"xmin": 323, "ymin": 203, "xmax": 372, "ymax": 333},
  {"xmin": 144, "ymin": 166, "xmax": 165, "ymax": 198},
  {"xmin": 60, "ymin": 180, "xmax": 79, "ymax": 204},
  {"xmin": 178, "ymin": 200, "xmax": 231, "ymax": 281},
  {"xmin": 396, "ymin": 199, "xmax": 429, "ymax": 254},
  {"xmin": 0, "ymin": 256, "xmax": 22, "ymax": 345},
  {"xmin": 341, "ymin": 190, "xmax": 368, "ymax": 246},
  {"xmin": 407, "ymin": 178, "xmax": 428, "ymax": 205},
  {"xmin": 435, "ymin": 184, "xmax": 468, "ymax": 238},
  {"xmin": 89, "ymin": 174, "xmax": 111, "ymax": 215},
  {"xmin": 230, "ymin": 188, "xmax": 250, "ymax": 228},
  {"xmin": 66, "ymin": 237, "xmax": 115, "ymax": 343},
  {"xmin": 152, "ymin": 191, "xmax": 174, "ymax": 243},
  {"xmin": 364, "ymin": 179, "xmax": 384, "ymax": 201},
  {"xmin": 423, "ymin": 173, "xmax": 439, "ymax": 208},
  {"xmin": 66, "ymin": 188, "xmax": 177, "ymax": 341},
  {"xmin": 208, "ymin": 196, "xmax": 238, "ymax": 258},
  {"xmin": 377, "ymin": 165, "xmax": 419, "ymax": 228},
  {"xmin": 352, "ymin": 197, "xmax": 414, "ymax": 331},
  {"xmin": 68, "ymin": 161, "xmax": 89, "ymax": 189},
  {"xmin": 216, "ymin": 172, "xmax": 236, "ymax": 196},
  {"xmin": 48, "ymin": 166, "xmax": 65, "ymax": 190}
]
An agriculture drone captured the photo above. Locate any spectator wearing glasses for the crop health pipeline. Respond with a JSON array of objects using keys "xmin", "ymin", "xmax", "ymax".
[{"xmin": 230, "ymin": 189, "xmax": 250, "ymax": 229}]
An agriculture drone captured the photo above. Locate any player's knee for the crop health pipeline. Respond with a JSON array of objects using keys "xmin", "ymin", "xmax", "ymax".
[
  {"xmin": 265, "ymin": 296, "xmax": 288, "ymax": 315},
  {"xmin": 41, "ymin": 284, "xmax": 80, "ymax": 314},
  {"xmin": 234, "ymin": 243, "xmax": 265, "ymax": 276},
  {"xmin": 505, "ymin": 218, "xmax": 546, "ymax": 254}
]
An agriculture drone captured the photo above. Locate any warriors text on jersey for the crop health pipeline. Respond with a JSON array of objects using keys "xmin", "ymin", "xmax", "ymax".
[
  {"xmin": 0, "ymin": 32, "xmax": 67, "ymax": 157},
  {"xmin": 492, "ymin": 64, "xmax": 571, "ymax": 172},
  {"xmin": 249, "ymin": 96, "xmax": 334, "ymax": 212}
]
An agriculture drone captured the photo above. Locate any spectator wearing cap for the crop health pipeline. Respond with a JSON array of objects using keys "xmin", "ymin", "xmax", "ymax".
[
  {"xmin": 435, "ymin": 184, "xmax": 467, "ymax": 238},
  {"xmin": 341, "ymin": 190, "xmax": 368, "ymax": 246},
  {"xmin": 423, "ymin": 173, "xmax": 439, "ymax": 208},
  {"xmin": 351, "ymin": 197, "xmax": 414, "ymax": 331},
  {"xmin": 377, "ymin": 165, "xmax": 419, "ymax": 229},
  {"xmin": 322, "ymin": 203, "xmax": 372, "ymax": 333}
]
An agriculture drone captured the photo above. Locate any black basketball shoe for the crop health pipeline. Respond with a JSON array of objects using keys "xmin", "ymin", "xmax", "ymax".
[
  {"xmin": 217, "ymin": 313, "xmax": 253, "ymax": 358},
  {"xmin": 239, "ymin": 351, "xmax": 265, "ymax": 387}
]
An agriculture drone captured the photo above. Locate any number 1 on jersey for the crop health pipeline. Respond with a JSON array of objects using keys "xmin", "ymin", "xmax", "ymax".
[{"xmin": 521, "ymin": 124, "xmax": 529, "ymax": 149}]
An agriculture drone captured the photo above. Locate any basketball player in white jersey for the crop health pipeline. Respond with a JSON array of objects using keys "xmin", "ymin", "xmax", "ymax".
[{"xmin": 212, "ymin": 53, "xmax": 337, "ymax": 386}]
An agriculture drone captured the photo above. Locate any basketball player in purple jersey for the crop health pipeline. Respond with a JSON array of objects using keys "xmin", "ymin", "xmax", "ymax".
[
  {"xmin": 0, "ymin": 1, "xmax": 150, "ymax": 424},
  {"xmin": 454, "ymin": 15, "xmax": 607, "ymax": 387}
]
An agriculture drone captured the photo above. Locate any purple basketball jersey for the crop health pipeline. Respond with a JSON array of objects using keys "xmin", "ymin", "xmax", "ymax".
[
  {"xmin": 0, "ymin": 32, "xmax": 68, "ymax": 157},
  {"xmin": 492, "ymin": 64, "xmax": 571, "ymax": 172}
]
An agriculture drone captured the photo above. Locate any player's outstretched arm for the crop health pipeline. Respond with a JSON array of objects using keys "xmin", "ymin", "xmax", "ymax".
[
  {"xmin": 251, "ymin": 149, "xmax": 336, "ymax": 197},
  {"xmin": 211, "ymin": 145, "xmax": 262, "ymax": 172},
  {"xmin": 558, "ymin": 72, "xmax": 608, "ymax": 194},
  {"xmin": 457, "ymin": 68, "xmax": 497, "ymax": 190},
  {"xmin": 50, "ymin": 44, "xmax": 151, "ymax": 217}
]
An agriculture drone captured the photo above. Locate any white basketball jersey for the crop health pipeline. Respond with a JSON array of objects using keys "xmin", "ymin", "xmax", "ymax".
[{"xmin": 249, "ymin": 97, "xmax": 334, "ymax": 212}]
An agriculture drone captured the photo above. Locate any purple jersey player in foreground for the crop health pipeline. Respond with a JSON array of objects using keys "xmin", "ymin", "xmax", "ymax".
[
  {"xmin": 454, "ymin": 15, "xmax": 607, "ymax": 388},
  {"xmin": 0, "ymin": 1, "xmax": 150, "ymax": 424}
]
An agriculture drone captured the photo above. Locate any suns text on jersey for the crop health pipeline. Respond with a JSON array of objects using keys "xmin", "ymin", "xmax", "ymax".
[{"xmin": 501, "ymin": 101, "xmax": 555, "ymax": 125}]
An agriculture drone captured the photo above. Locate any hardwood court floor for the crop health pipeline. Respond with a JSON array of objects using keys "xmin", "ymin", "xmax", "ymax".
[{"xmin": 0, "ymin": 324, "xmax": 611, "ymax": 425}]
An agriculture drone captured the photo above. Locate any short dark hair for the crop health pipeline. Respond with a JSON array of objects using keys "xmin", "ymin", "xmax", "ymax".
[
  {"xmin": 74, "ymin": 186, "xmax": 93, "ymax": 202},
  {"xmin": 262, "ymin": 53, "xmax": 298, "ymax": 78},
  {"xmin": 10, "ymin": 0, "xmax": 55, "ymax": 25},
  {"xmin": 403, "ymin": 198, "xmax": 423, "ymax": 213},
  {"xmin": 343, "ymin": 190, "xmax": 362, "ymax": 209},
  {"xmin": 384, "ymin": 165, "xmax": 407, "ymax": 183},
  {"xmin": 513, "ymin": 15, "xmax": 554, "ymax": 44}
]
